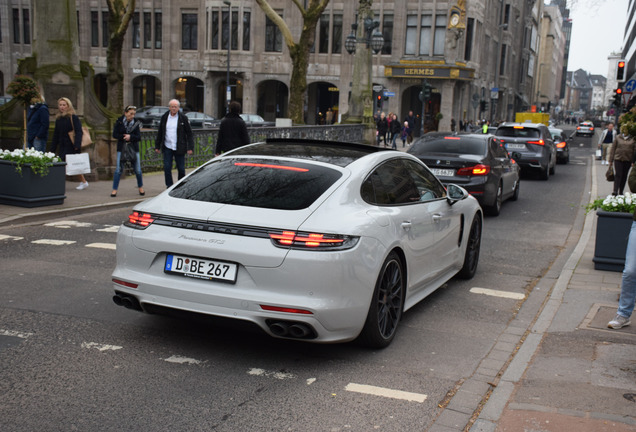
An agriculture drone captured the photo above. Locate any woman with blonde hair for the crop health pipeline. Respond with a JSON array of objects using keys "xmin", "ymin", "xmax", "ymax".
[{"xmin": 51, "ymin": 97, "xmax": 88, "ymax": 190}]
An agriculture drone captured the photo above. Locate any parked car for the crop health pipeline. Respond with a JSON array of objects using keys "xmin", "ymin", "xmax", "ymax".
[
  {"xmin": 576, "ymin": 121, "xmax": 595, "ymax": 136},
  {"xmin": 112, "ymin": 139, "xmax": 482, "ymax": 348},
  {"xmin": 186, "ymin": 112, "xmax": 219, "ymax": 128},
  {"xmin": 0, "ymin": 96, "xmax": 13, "ymax": 105},
  {"xmin": 408, "ymin": 132, "xmax": 520, "ymax": 216},
  {"xmin": 135, "ymin": 106, "xmax": 169, "ymax": 128},
  {"xmin": 240, "ymin": 113, "xmax": 275, "ymax": 127},
  {"xmin": 494, "ymin": 122, "xmax": 557, "ymax": 180},
  {"xmin": 549, "ymin": 127, "xmax": 570, "ymax": 164}
]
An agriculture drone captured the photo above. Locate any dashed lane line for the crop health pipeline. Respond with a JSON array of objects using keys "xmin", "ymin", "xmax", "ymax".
[
  {"xmin": 31, "ymin": 239, "xmax": 76, "ymax": 246},
  {"xmin": 44, "ymin": 221, "xmax": 92, "ymax": 229},
  {"xmin": 470, "ymin": 287, "xmax": 526, "ymax": 300},
  {"xmin": 0, "ymin": 234, "xmax": 23, "ymax": 241},
  {"xmin": 345, "ymin": 383, "xmax": 427, "ymax": 403},
  {"xmin": 0, "ymin": 329, "xmax": 34, "ymax": 339},
  {"xmin": 86, "ymin": 243, "xmax": 117, "ymax": 250},
  {"xmin": 81, "ymin": 342, "xmax": 123, "ymax": 352}
]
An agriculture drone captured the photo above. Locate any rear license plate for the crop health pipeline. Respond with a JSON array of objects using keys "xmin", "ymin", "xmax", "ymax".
[
  {"xmin": 506, "ymin": 144, "xmax": 526, "ymax": 150},
  {"xmin": 165, "ymin": 254, "xmax": 238, "ymax": 283},
  {"xmin": 431, "ymin": 168, "xmax": 455, "ymax": 177}
]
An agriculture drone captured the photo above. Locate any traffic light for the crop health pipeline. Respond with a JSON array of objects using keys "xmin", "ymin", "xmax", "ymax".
[
  {"xmin": 376, "ymin": 94, "xmax": 383, "ymax": 110},
  {"xmin": 617, "ymin": 60, "xmax": 626, "ymax": 82},
  {"xmin": 480, "ymin": 100, "xmax": 489, "ymax": 111},
  {"xmin": 613, "ymin": 88, "xmax": 623, "ymax": 107}
]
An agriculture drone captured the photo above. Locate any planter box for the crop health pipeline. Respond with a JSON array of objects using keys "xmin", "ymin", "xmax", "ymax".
[
  {"xmin": 593, "ymin": 210, "xmax": 633, "ymax": 272},
  {"xmin": 0, "ymin": 159, "xmax": 67, "ymax": 207}
]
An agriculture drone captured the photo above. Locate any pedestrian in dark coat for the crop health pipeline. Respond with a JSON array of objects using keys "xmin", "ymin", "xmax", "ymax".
[
  {"xmin": 154, "ymin": 99, "xmax": 194, "ymax": 187},
  {"xmin": 111, "ymin": 105, "xmax": 144, "ymax": 197},
  {"xmin": 51, "ymin": 97, "xmax": 89, "ymax": 190},
  {"xmin": 27, "ymin": 96, "xmax": 49, "ymax": 152},
  {"xmin": 376, "ymin": 112, "xmax": 388, "ymax": 146},
  {"xmin": 216, "ymin": 101, "xmax": 250, "ymax": 155}
]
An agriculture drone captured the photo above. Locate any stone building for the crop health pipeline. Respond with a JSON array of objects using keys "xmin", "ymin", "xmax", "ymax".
[{"xmin": 0, "ymin": 0, "xmax": 565, "ymax": 131}]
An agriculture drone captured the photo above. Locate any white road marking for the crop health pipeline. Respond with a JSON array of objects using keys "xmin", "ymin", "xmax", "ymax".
[
  {"xmin": 97, "ymin": 225, "xmax": 120, "ymax": 233},
  {"xmin": 0, "ymin": 234, "xmax": 23, "ymax": 241},
  {"xmin": 248, "ymin": 368, "xmax": 295, "ymax": 380},
  {"xmin": 81, "ymin": 342, "xmax": 123, "ymax": 351},
  {"xmin": 164, "ymin": 355, "xmax": 204, "ymax": 365},
  {"xmin": 31, "ymin": 239, "xmax": 76, "ymax": 246},
  {"xmin": 45, "ymin": 221, "xmax": 92, "ymax": 228},
  {"xmin": 470, "ymin": 287, "xmax": 525, "ymax": 300},
  {"xmin": 345, "ymin": 383, "xmax": 427, "ymax": 403},
  {"xmin": 86, "ymin": 242, "xmax": 116, "ymax": 250},
  {"xmin": 0, "ymin": 329, "xmax": 33, "ymax": 339},
  {"xmin": 306, "ymin": 378, "xmax": 317, "ymax": 385}
]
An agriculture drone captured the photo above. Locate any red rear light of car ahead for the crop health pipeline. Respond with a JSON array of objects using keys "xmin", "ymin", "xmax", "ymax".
[
  {"xmin": 456, "ymin": 164, "xmax": 491, "ymax": 176},
  {"xmin": 125, "ymin": 211, "xmax": 155, "ymax": 229},
  {"xmin": 527, "ymin": 140, "xmax": 545, "ymax": 145},
  {"xmin": 590, "ymin": 127, "xmax": 594, "ymax": 131},
  {"xmin": 556, "ymin": 141, "xmax": 567, "ymax": 148},
  {"xmin": 577, "ymin": 126, "xmax": 581, "ymax": 130},
  {"xmin": 112, "ymin": 279, "xmax": 139, "ymax": 289},
  {"xmin": 269, "ymin": 230, "xmax": 359, "ymax": 250}
]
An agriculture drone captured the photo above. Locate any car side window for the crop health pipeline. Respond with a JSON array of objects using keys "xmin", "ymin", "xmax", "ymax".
[
  {"xmin": 402, "ymin": 159, "xmax": 447, "ymax": 201},
  {"xmin": 361, "ymin": 159, "xmax": 421, "ymax": 205},
  {"xmin": 491, "ymin": 138, "xmax": 508, "ymax": 158}
]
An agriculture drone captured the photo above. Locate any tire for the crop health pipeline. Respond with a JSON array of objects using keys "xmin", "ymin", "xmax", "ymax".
[
  {"xmin": 457, "ymin": 213, "xmax": 482, "ymax": 280},
  {"xmin": 485, "ymin": 183, "xmax": 503, "ymax": 216},
  {"xmin": 549, "ymin": 158, "xmax": 556, "ymax": 175},
  {"xmin": 510, "ymin": 180, "xmax": 520, "ymax": 201},
  {"xmin": 358, "ymin": 252, "xmax": 405, "ymax": 349},
  {"xmin": 540, "ymin": 164, "xmax": 549, "ymax": 180}
]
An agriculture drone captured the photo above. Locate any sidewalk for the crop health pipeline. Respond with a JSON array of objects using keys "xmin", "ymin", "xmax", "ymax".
[{"xmin": 1, "ymin": 146, "xmax": 635, "ymax": 431}]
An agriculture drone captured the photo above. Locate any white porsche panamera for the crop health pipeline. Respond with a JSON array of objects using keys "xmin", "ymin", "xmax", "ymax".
[{"xmin": 111, "ymin": 139, "xmax": 483, "ymax": 348}]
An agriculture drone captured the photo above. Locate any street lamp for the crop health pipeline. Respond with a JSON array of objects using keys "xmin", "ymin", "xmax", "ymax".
[
  {"xmin": 345, "ymin": 17, "xmax": 385, "ymax": 55},
  {"xmin": 342, "ymin": 6, "xmax": 385, "ymax": 136},
  {"xmin": 223, "ymin": 0, "xmax": 231, "ymax": 114}
]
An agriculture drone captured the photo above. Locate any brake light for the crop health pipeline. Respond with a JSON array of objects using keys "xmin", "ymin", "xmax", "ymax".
[
  {"xmin": 269, "ymin": 230, "xmax": 359, "ymax": 250},
  {"xmin": 556, "ymin": 141, "xmax": 567, "ymax": 148},
  {"xmin": 125, "ymin": 211, "xmax": 155, "ymax": 229},
  {"xmin": 527, "ymin": 140, "xmax": 545, "ymax": 145},
  {"xmin": 260, "ymin": 304, "xmax": 313, "ymax": 315},
  {"xmin": 590, "ymin": 127, "xmax": 594, "ymax": 131},
  {"xmin": 456, "ymin": 164, "xmax": 491, "ymax": 176},
  {"xmin": 444, "ymin": 136, "xmax": 461, "ymax": 140},
  {"xmin": 234, "ymin": 162, "xmax": 308, "ymax": 172},
  {"xmin": 576, "ymin": 126, "xmax": 581, "ymax": 130},
  {"xmin": 513, "ymin": 126, "xmax": 524, "ymax": 129}
]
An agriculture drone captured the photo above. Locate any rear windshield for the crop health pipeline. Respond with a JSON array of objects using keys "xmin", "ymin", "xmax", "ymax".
[
  {"xmin": 495, "ymin": 127, "xmax": 540, "ymax": 138},
  {"xmin": 169, "ymin": 158, "xmax": 342, "ymax": 210},
  {"xmin": 410, "ymin": 136, "xmax": 487, "ymax": 156}
]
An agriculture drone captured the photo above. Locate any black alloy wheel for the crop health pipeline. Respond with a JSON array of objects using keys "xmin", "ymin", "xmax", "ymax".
[
  {"xmin": 358, "ymin": 252, "xmax": 405, "ymax": 348},
  {"xmin": 486, "ymin": 183, "xmax": 503, "ymax": 216},
  {"xmin": 457, "ymin": 213, "xmax": 482, "ymax": 279}
]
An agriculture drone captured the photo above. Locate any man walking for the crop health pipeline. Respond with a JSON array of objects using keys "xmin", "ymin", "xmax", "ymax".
[
  {"xmin": 598, "ymin": 122, "xmax": 615, "ymax": 165},
  {"xmin": 215, "ymin": 101, "xmax": 250, "ymax": 155},
  {"xmin": 155, "ymin": 99, "xmax": 194, "ymax": 187}
]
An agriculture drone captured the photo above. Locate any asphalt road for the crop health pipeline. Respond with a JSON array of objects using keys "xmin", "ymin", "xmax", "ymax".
[{"xmin": 0, "ymin": 126, "xmax": 596, "ymax": 431}]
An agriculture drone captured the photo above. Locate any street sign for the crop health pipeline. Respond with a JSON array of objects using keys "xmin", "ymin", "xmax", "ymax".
[
  {"xmin": 625, "ymin": 79, "xmax": 636, "ymax": 92},
  {"xmin": 372, "ymin": 85, "xmax": 383, "ymax": 92},
  {"xmin": 623, "ymin": 91, "xmax": 632, "ymax": 106},
  {"xmin": 383, "ymin": 91, "xmax": 395, "ymax": 97}
]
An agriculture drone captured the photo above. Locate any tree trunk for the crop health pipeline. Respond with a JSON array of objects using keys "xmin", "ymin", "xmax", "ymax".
[{"xmin": 106, "ymin": 0, "xmax": 135, "ymax": 113}]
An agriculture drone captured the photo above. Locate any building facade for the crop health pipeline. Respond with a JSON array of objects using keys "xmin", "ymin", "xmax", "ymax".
[{"xmin": 0, "ymin": 0, "xmax": 566, "ymax": 130}]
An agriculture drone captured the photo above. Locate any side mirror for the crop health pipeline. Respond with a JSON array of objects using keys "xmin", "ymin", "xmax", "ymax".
[{"xmin": 446, "ymin": 183, "xmax": 468, "ymax": 205}]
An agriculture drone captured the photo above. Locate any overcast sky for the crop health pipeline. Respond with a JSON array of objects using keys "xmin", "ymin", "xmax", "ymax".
[{"xmin": 567, "ymin": 0, "xmax": 628, "ymax": 76}]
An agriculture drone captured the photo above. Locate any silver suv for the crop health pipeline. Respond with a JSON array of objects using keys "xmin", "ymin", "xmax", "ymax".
[
  {"xmin": 576, "ymin": 121, "xmax": 595, "ymax": 136},
  {"xmin": 494, "ymin": 123, "xmax": 557, "ymax": 180}
]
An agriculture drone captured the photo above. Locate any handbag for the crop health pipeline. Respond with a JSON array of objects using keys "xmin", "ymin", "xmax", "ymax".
[
  {"xmin": 121, "ymin": 142, "xmax": 137, "ymax": 169},
  {"xmin": 606, "ymin": 165, "xmax": 615, "ymax": 182},
  {"xmin": 68, "ymin": 117, "xmax": 93, "ymax": 149},
  {"xmin": 65, "ymin": 153, "xmax": 91, "ymax": 175},
  {"xmin": 595, "ymin": 149, "xmax": 602, "ymax": 159}
]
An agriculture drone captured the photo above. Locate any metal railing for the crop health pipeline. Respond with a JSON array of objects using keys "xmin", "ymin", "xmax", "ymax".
[{"xmin": 138, "ymin": 124, "xmax": 367, "ymax": 172}]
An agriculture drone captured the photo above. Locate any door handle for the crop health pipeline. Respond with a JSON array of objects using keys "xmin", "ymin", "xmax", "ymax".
[
  {"xmin": 401, "ymin": 221, "xmax": 412, "ymax": 230},
  {"xmin": 432, "ymin": 214, "xmax": 442, "ymax": 223}
]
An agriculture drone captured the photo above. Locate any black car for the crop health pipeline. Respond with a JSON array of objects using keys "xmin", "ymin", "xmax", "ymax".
[
  {"xmin": 494, "ymin": 122, "xmax": 557, "ymax": 180},
  {"xmin": 408, "ymin": 132, "xmax": 520, "ymax": 216},
  {"xmin": 135, "ymin": 106, "xmax": 169, "ymax": 128},
  {"xmin": 549, "ymin": 127, "xmax": 570, "ymax": 164},
  {"xmin": 240, "ymin": 113, "xmax": 275, "ymax": 127}
]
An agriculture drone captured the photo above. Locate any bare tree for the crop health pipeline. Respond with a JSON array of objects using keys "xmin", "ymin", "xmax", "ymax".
[
  {"xmin": 106, "ymin": 0, "xmax": 136, "ymax": 113},
  {"xmin": 254, "ymin": 0, "xmax": 330, "ymax": 124}
]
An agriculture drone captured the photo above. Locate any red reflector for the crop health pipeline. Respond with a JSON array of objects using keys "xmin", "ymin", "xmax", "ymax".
[
  {"xmin": 234, "ymin": 162, "xmax": 309, "ymax": 172},
  {"xmin": 444, "ymin": 136, "xmax": 461, "ymax": 140},
  {"xmin": 457, "ymin": 164, "xmax": 490, "ymax": 176},
  {"xmin": 590, "ymin": 127, "xmax": 594, "ymax": 131},
  {"xmin": 128, "ymin": 211, "xmax": 155, "ymax": 227},
  {"xmin": 260, "ymin": 304, "xmax": 313, "ymax": 315},
  {"xmin": 112, "ymin": 278, "xmax": 139, "ymax": 289}
]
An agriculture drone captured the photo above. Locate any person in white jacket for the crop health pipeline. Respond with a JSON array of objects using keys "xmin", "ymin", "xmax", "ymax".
[{"xmin": 598, "ymin": 122, "xmax": 615, "ymax": 165}]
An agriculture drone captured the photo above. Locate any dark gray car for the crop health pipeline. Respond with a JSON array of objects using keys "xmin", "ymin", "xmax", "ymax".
[{"xmin": 495, "ymin": 122, "xmax": 557, "ymax": 180}]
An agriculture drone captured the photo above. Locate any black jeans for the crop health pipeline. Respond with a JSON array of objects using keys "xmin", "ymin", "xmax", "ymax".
[{"xmin": 613, "ymin": 160, "xmax": 632, "ymax": 195}]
